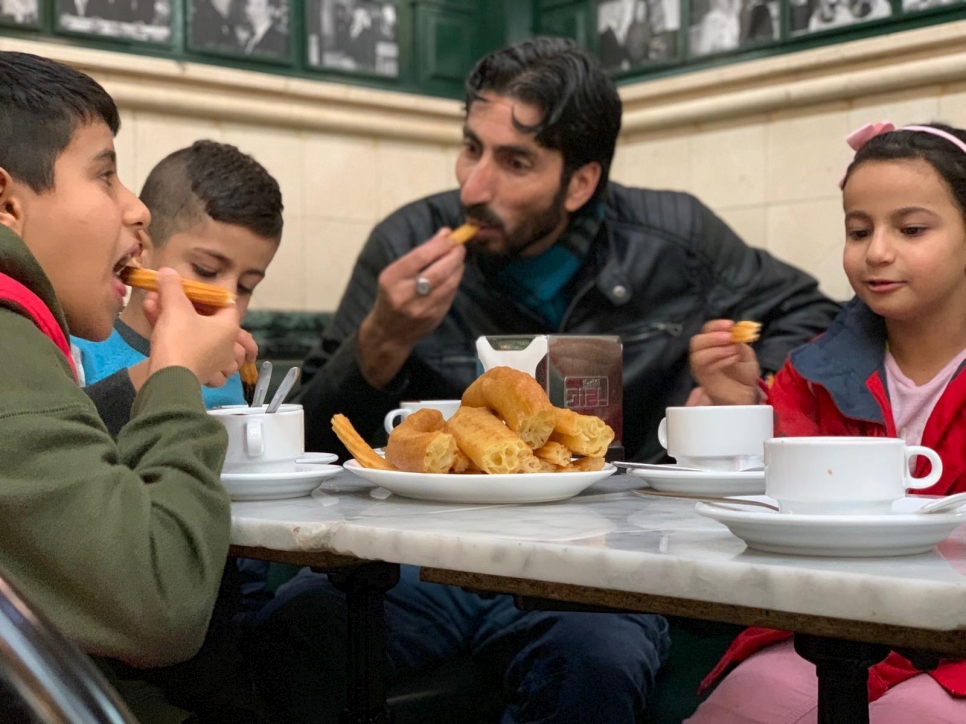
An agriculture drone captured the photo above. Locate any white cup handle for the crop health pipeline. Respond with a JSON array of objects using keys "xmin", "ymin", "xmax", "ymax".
[
  {"xmin": 245, "ymin": 421, "xmax": 264, "ymax": 458},
  {"xmin": 383, "ymin": 408, "xmax": 412, "ymax": 435},
  {"xmin": 657, "ymin": 418, "xmax": 668, "ymax": 450},
  {"xmin": 905, "ymin": 445, "xmax": 943, "ymax": 490}
]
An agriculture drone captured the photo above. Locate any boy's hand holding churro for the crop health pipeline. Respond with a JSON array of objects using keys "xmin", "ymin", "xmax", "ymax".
[
  {"xmin": 689, "ymin": 319, "xmax": 762, "ymax": 406},
  {"xmin": 142, "ymin": 268, "xmax": 252, "ymax": 387}
]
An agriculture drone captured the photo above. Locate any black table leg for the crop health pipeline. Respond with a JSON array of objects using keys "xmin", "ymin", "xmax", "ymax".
[
  {"xmin": 328, "ymin": 562, "xmax": 400, "ymax": 724},
  {"xmin": 794, "ymin": 634, "xmax": 890, "ymax": 724}
]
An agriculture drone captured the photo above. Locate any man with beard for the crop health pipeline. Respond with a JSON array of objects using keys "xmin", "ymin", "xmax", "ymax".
[{"xmin": 252, "ymin": 38, "xmax": 838, "ymax": 724}]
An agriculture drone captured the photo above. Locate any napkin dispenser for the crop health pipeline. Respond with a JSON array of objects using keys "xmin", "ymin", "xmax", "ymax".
[{"xmin": 476, "ymin": 335, "xmax": 623, "ymax": 458}]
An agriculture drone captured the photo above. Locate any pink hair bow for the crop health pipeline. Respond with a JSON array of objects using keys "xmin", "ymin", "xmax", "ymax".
[
  {"xmin": 845, "ymin": 121, "xmax": 895, "ymax": 153},
  {"xmin": 840, "ymin": 121, "xmax": 895, "ymax": 188}
]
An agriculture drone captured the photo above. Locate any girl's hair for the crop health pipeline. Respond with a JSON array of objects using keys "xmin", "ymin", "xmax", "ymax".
[{"xmin": 842, "ymin": 123, "xmax": 966, "ymax": 223}]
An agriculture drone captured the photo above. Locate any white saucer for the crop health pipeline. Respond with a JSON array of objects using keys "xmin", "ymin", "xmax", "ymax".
[
  {"xmin": 297, "ymin": 452, "xmax": 339, "ymax": 465},
  {"xmin": 695, "ymin": 496, "xmax": 966, "ymax": 557},
  {"xmin": 627, "ymin": 464, "xmax": 765, "ymax": 496},
  {"xmin": 222, "ymin": 463, "xmax": 342, "ymax": 501},
  {"xmin": 343, "ymin": 460, "xmax": 617, "ymax": 504}
]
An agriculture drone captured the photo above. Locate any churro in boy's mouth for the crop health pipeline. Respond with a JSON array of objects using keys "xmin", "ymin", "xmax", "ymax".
[{"xmin": 118, "ymin": 266, "xmax": 236, "ymax": 312}]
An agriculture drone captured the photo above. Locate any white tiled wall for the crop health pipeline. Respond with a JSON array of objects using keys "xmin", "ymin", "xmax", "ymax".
[
  {"xmin": 96, "ymin": 42, "xmax": 966, "ymax": 312},
  {"xmin": 612, "ymin": 87, "xmax": 966, "ymax": 303},
  {"xmin": 111, "ymin": 113, "xmax": 459, "ymax": 312}
]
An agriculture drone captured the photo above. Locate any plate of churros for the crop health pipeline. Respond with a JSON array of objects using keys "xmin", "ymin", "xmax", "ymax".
[{"xmin": 332, "ymin": 366, "xmax": 618, "ymax": 504}]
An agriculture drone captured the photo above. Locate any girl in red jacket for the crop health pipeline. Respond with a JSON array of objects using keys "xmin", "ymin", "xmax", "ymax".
[{"xmin": 687, "ymin": 122, "xmax": 966, "ymax": 722}]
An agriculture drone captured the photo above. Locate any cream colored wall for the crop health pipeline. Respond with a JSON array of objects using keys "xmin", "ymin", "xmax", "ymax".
[
  {"xmin": 610, "ymin": 21, "xmax": 966, "ymax": 302},
  {"xmin": 118, "ymin": 116, "xmax": 460, "ymax": 312},
  {"xmin": 5, "ymin": 21, "xmax": 966, "ymax": 310},
  {"xmin": 0, "ymin": 37, "xmax": 465, "ymax": 313}
]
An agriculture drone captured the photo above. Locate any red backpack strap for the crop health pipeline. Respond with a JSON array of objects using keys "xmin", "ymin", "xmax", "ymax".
[{"xmin": 0, "ymin": 272, "xmax": 78, "ymax": 381}]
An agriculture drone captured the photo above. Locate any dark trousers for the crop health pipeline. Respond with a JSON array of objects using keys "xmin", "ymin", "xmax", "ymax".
[{"xmin": 248, "ymin": 565, "xmax": 670, "ymax": 723}]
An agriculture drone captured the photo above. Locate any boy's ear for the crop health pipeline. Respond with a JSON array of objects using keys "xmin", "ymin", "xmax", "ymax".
[{"xmin": 0, "ymin": 168, "xmax": 26, "ymax": 237}]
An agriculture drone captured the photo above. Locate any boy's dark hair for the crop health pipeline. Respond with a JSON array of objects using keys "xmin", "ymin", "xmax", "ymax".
[
  {"xmin": 465, "ymin": 37, "xmax": 622, "ymax": 205},
  {"xmin": 140, "ymin": 140, "xmax": 284, "ymax": 246},
  {"xmin": 844, "ymin": 123, "xmax": 966, "ymax": 223},
  {"xmin": 0, "ymin": 52, "xmax": 120, "ymax": 193}
]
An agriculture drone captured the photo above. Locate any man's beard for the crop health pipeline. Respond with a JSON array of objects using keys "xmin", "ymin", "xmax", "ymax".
[{"xmin": 462, "ymin": 183, "xmax": 569, "ymax": 260}]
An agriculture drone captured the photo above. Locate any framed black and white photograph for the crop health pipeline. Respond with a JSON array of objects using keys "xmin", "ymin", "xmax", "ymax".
[
  {"xmin": 0, "ymin": 0, "xmax": 40, "ymax": 27},
  {"xmin": 903, "ymin": 0, "xmax": 962, "ymax": 10},
  {"xmin": 306, "ymin": 0, "xmax": 399, "ymax": 77},
  {"xmin": 596, "ymin": 0, "xmax": 680, "ymax": 72},
  {"xmin": 189, "ymin": 0, "xmax": 290, "ymax": 60},
  {"xmin": 789, "ymin": 0, "xmax": 892, "ymax": 34},
  {"xmin": 56, "ymin": 0, "xmax": 171, "ymax": 42},
  {"xmin": 688, "ymin": 0, "xmax": 740, "ymax": 56}
]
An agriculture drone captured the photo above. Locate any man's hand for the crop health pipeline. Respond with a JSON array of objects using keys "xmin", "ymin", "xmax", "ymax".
[
  {"xmin": 689, "ymin": 320, "xmax": 761, "ymax": 406},
  {"xmin": 357, "ymin": 229, "xmax": 466, "ymax": 389},
  {"xmin": 143, "ymin": 268, "xmax": 248, "ymax": 386}
]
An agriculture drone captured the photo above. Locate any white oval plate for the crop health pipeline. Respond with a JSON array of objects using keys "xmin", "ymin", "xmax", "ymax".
[
  {"xmin": 342, "ymin": 460, "xmax": 617, "ymax": 504},
  {"xmin": 628, "ymin": 465, "xmax": 765, "ymax": 496},
  {"xmin": 695, "ymin": 496, "xmax": 966, "ymax": 557},
  {"xmin": 222, "ymin": 464, "xmax": 342, "ymax": 501}
]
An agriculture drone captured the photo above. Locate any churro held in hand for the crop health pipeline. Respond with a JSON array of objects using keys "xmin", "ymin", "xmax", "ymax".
[
  {"xmin": 462, "ymin": 367, "xmax": 556, "ymax": 449},
  {"xmin": 385, "ymin": 409, "xmax": 460, "ymax": 474},
  {"xmin": 332, "ymin": 414, "xmax": 395, "ymax": 471},
  {"xmin": 549, "ymin": 408, "xmax": 615, "ymax": 458},
  {"xmin": 731, "ymin": 321, "xmax": 762, "ymax": 344},
  {"xmin": 444, "ymin": 406, "xmax": 541, "ymax": 474}
]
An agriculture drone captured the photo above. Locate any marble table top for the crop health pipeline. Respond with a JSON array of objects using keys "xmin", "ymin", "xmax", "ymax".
[{"xmin": 231, "ymin": 471, "xmax": 966, "ymax": 631}]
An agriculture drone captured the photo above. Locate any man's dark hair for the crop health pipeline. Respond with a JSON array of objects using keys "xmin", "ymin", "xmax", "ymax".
[
  {"xmin": 843, "ymin": 123, "xmax": 966, "ymax": 225},
  {"xmin": 465, "ymin": 37, "xmax": 622, "ymax": 204},
  {"xmin": 0, "ymin": 52, "xmax": 120, "ymax": 193},
  {"xmin": 140, "ymin": 140, "xmax": 284, "ymax": 246}
]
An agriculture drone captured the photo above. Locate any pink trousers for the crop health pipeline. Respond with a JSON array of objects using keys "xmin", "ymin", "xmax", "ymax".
[{"xmin": 684, "ymin": 641, "xmax": 966, "ymax": 724}]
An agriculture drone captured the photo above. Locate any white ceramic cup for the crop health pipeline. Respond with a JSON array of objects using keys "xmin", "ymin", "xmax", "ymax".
[
  {"xmin": 383, "ymin": 400, "xmax": 461, "ymax": 434},
  {"xmin": 764, "ymin": 437, "xmax": 943, "ymax": 515},
  {"xmin": 208, "ymin": 404, "xmax": 305, "ymax": 474},
  {"xmin": 657, "ymin": 405, "xmax": 774, "ymax": 471}
]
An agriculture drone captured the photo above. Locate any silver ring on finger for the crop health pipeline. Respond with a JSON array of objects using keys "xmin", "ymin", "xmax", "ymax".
[{"xmin": 415, "ymin": 276, "xmax": 432, "ymax": 297}]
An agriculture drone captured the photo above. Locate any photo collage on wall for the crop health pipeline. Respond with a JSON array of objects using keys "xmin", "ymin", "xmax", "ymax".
[
  {"xmin": 306, "ymin": 0, "xmax": 399, "ymax": 77},
  {"xmin": 56, "ymin": 0, "xmax": 171, "ymax": 41},
  {"xmin": 1, "ymin": 0, "xmax": 40, "ymax": 26},
  {"xmin": 597, "ymin": 0, "xmax": 963, "ymax": 71},
  {"xmin": 34, "ymin": 0, "xmax": 400, "ymax": 77}
]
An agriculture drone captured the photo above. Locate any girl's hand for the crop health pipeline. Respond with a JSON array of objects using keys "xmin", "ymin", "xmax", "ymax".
[{"xmin": 689, "ymin": 320, "xmax": 761, "ymax": 406}]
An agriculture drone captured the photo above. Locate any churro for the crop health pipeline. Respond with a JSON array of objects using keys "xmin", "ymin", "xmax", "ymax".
[
  {"xmin": 549, "ymin": 408, "xmax": 615, "ymax": 458},
  {"xmin": 385, "ymin": 409, "xmax": 460, "ymax": 474},
  {"xmin": 462, "ymin": 367, "xmax": 556, "ymax": 449},
  {"xmin": 331, "ymin": 414, "xmax": 395, "ymax": 470},
  {"xmin": 731, "ymin": 320, "xmax": 762, "ymax": 344},
  {"xmin": 444, "ymin": 406, "xmax": 540, "ymax": 474},
  {"xmin": 240, "ymin": 361, "xmax": 258, "ymax": 405},
  {"xmin": 119, "ymin": 266, "xmax": 236, "ymax": 314},
  {"xmin": 449, "ymin": 224, "xmax": 479, "ymax": 245}
]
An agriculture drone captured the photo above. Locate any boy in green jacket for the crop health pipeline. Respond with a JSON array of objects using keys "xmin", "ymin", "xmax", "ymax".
[{"xmin": 0, "ymin": 51, "xmax": 255, "ymax": 720}]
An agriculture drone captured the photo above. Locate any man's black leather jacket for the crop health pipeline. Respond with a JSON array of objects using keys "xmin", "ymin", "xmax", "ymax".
[{"xmin": 296, "ymin": 184, "xmax": 840, "ymax": 461}]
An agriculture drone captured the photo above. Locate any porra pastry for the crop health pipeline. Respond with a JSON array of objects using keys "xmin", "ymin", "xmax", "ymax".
[
  {"xmin": 533, "ymin": 441, "xmax": 573, "ymax": 468},
  {"xmin": 461, "ymin": 367, "xmax": 556, "ymax": 449},
  {"xmin": 549, "ymin": 408, "xmax": 615, "ymax": 458},
  {"xmin": 558, "ymin": 456, "xmax": 606, "ymax": 473},
  {"xmin": 731, "ymin": 320, "xmax": 761, "ymax": 344},
  {"xmin": 444, "ymin": 406, "xmax": 541, "ymax": 474},
  {"xmin": 385, "ymin": 409, "xmax": 460, "ymax": 474}
]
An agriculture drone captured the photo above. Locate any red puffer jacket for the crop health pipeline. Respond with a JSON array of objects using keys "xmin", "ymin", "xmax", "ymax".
[{"xmin": 700, "ymin": 298, "xmax": 966, "ymax": 701}]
